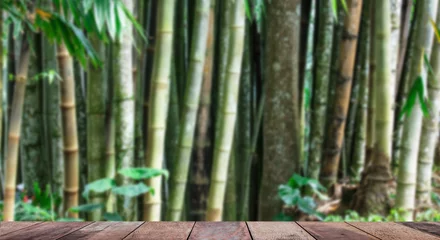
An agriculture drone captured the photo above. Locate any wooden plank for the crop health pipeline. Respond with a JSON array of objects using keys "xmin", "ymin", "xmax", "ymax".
[
  {"xmin": 247, "ymin": 222, "xmax": 314, "ymax": 240},
  {"xmin": 347, "ymin": 222, "xmax": 440, "ymax": 240},
  {"xmin": 298, "ymin": 222, "xmax": 378, "ymax": 240},
  {"xmin": 59, "ymin": 222, "xmax": 143, "ymax": 240},
  {"xmin": 125, "ymin": 222, "xmax": 194, "ymax": 240},
  {"xmin": 188, "ymin": 222, "xmax": 251, "ymax": 240},
  {"xmin": 0, "ymin": 222, "xmax": 91, "ymax": 240},
  {"xmin": 0, "ymin": 222, "xmax": 42, "ymax": 236},
  {"xmin": 398, "ymin": 222, "xmax": 440, "ymax": 238}
]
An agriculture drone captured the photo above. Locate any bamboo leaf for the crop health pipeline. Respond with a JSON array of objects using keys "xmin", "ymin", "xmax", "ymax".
[
  {"xmin": 339, "ymin": 0, "xmax": 348, "ymax": 13},
  {"xmin": 82, "ymin": 178, "xmax": 115, "ymax": 200},
  {"xmin": 424, "ymin": 53, "xmax": 435, "ymax": 77},
  {"xmin": 103, "ymin": 212, "xmax": 123, "ymax": 221},
  {"xmin": 331, "ymin": 0, "xmax": 338, "ymax": 21},
  {"xmin": 430, "ymin": 18, "xmax": 440, "ymax": 43}
]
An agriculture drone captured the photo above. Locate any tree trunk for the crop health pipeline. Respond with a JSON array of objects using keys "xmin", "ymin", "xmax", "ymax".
[
  {"xmin": 396, "ymin": 0, "xmax": 439, "ymax": 221},
  {"xmin": 206, "ymin": 0, "xmax": 245, "ymax": 221},
  {"xmin": 259, "ymin": 0, "xmax": 301, "ymax": 221},
  {"xmin": 320, "ymin": 0, "xmax": 363, "ymax": 188},
  {"xmin": 416, "ymin": 4, "xmax": 440, "ymax": 206},
  {"xmin": 308, "ymin": 0, "xmax": 334, "ymax": 180},
  {"xmin": 352, "ymin": 0, "xmax": 394, "ymax": 216},
  {"xmin": 86, "ymin": 35, "xmax": 106, "ymax": 221},
  {"xmin": 3, "ymin": 31, "xmax": 31, "ymax": 221},
  {"xmin": 144, "ymin": 0, "xmax": 176, "ymax": 221}
]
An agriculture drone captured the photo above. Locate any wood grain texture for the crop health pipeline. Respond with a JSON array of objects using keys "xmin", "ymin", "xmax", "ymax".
[
  {"xmin": 188, "ymin": 222, "xmax": 251, "ymax": 240},
  {"xmin": 0, "ymin": 222, "xmax": 41, "ymax": 236},
  {"xmin": 247, "ymin": 222, "xmax": 314, "ymax": 240},
  {"xmin": 398, "ymin": 222, "xmax": 440, "ymax": 238},
  {"xmin": 298, "ymin": 222, "xmax": 378, "ymax": 240},
  {"xmin": 124, "ymin": 222, "xmax": 194, "ymax": 240},
  {"xmin": 347, "ymin": 222, "xmax": 440, "ymax": 240},
  {"xmin": 0, "ymin": 222, "xmax": 91, "ymax": 240},
  {"xmin": 59, "ymin": 222, "xmax": 143, "ymax": 240}
]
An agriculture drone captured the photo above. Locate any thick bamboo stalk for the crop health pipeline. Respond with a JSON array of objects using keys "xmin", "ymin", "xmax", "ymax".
[
  {"xmin": 167, "ymin": 0, "xmax": 212, "ymax": 221},
  {"xmin": 390, "ymin": 0, "xmax": 402, "ymax": 95},
  {"xmin": 320, "ymin": 0, "xmax": 363, "ymax": 187},
  {"xmin": 144, "ymin": 0, "xmax": 176, "ymax": 221},
  {"xmin": 206, "ymin": 0, "xmax": 245, "ymax": 221},
  {"xmin": 87, "ymin": 35, "xmax": 106, "ymax": 221},
  {"xmin": 57, "ymin": 42, "xmax": 79, "ymax": 218},
  {"xmin": 237, "ymin": 23, "xmax": 252, "ymax": 221},
  {"xmin": 189, "ymin": 0, "xmax": 216, "ymax": 221},
  {"xmin": 350, "ymin": 4, "xmax": 370, "ymax": 180},
  {"xmin": 3, "ymin": 32, "xmax": 31, "ymax": 221},
  {"xmin": 416, "ymin": 4, "xmax": 440, "ymax": 206},
  {"xmin": 353, "ymin": 0, "xmax": 395, "ymax": 215},
  {"xmin": 308, "ymin": 0, "xmax": 334, "ymax": 180},
  {"xmin": 396, "ymin": 0, "xmax": 438, "ymax": 221},
  {"xmin": 224, "ymin": 146, "xmax": 237, "ymax": 221},
  {"xmin": 21, "ymin": 33, "xmax": 46, "ymax": 193}
]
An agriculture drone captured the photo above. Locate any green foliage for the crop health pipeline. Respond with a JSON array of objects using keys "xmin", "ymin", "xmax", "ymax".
[
  {"xmin": 31, "ymin": 69, "xmax": 62, "ymax": 84},
  {"xmin": 74, "ymin": 167, "xmax": 166, "ymax": 221},
  {"xmin": 118, "ymin": 168, "xmax": 169, "ymax": 180},
  {"xmin": 400, "ymin": 75, "xmax": 430, "ymax": 118},
  {"xmin": 111, "ymin": 183, "xmax": 153, "ymax": 198},
  {"xmin": 331, "ymin": 0, "xmax": 348, "ymax": 21},
  {"xmin": 278, "ymin": 174, "xmax": 327, "ymax": 220}
]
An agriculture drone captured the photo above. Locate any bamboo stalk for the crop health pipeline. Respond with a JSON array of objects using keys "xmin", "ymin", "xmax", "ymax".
[
  {"xmin": 206, "ymin": 0, "xmax": 246, "ymax": 221},
  {"xmin": 396, "ymin": 0, "xmax": 439, "ymax": 221},
  {"xmin": 3, "ymin": 31, "xmax": 31, "ymax": 221},
  {"xmin": 320, "ymin": 0, "xmax": 363, "ymax": 188},
  {"xmin": 308, "ymin": 0, "xmax": 334, "ymax": 180},
  {"xmin": 144, "ymin": 0, "xmax": 176, "ymax": 221},
  {"xmin": 416, "ymin": 4, "xmax": 440, "ymax": 205},
  {"xmin": 86, "ymin": 35, "xmax": 106, "ymax": 221}
]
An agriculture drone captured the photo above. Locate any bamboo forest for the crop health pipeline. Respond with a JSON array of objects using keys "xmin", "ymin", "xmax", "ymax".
[{"xmin": 1, "ymin": 0, "xmax": 440, "ymax": 223}]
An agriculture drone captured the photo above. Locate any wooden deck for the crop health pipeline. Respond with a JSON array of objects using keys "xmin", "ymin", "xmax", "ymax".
[{"xmin": 0, "ymin": 221, "xmax": 439, "ymax": 239}]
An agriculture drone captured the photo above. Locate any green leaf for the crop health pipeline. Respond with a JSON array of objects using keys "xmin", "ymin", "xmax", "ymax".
[
  {"xmin": 118, "ymin": 168, "xmax": 169, "ymax": 180},
  {"xmin": 399, "ymin": 76, "xmax": 421, "ymax": 119},
  {"xmin": 103, "ymin": 212, "xmax": 123, "ymax": 221},
  {"xmin": 297, "ymin": 196, "xmax": 316, "ymax": 215},
  {"xmin": 331, "ymin": 0, "xmax": 338, "ymax": 21},
  {"xmin": 244, "ymin": 0, "xmax": 252, "ymax": 21},
  {"xmin": 82, "ymin": 178, "xmax": 115, "ymax": 200},
  {"xmin": 278, "ymin": 185, "xmax": 300, "ymax": 205},
  {"xmin": 112, "ymin": 183, "xmax": 153, "ymax": 198},
  {"xmin": 424, "ymin": 53, "xmax": 435, "ymax": 77},
  {"xmin": 430, "ymin": 18, "xmax": 440, "ymax": 43},
  {"xmin": 339, "ymin": 0, "xmax": 348, "ymax": 13},
  {"xmin": 69, "ymin": 203, "xmax": 104, "ymax": 213},
  {"xmin": 94, "ymin": 0, "xmax": 106, "ymax": 32}
]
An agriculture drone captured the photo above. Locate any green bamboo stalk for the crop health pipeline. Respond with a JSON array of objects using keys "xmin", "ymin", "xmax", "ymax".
[
  {"xmin": 86, "ymin": 35, "xmax": 106, "ymax": 221},
  {"xmin": 206, "ymin": 0, "xmax": 246, "ymax": 221},
  {"xmin": 41, "ymin": 35, "xmax": 63, "ymax": 204},
  {"xmin": 3, "ymin": 30, "xmax": 31, "ymax": 221},
  {"xmin": 144, "ymin": 0, "xmax": 176, "ymax": 221},
  {"xmin": 105, "ymin": 44, "xmax": 116, "ymax": 213},
  {"xmin": 223, "ymin": 144, "xmax": 237, "ymax": 221},
  {"xmin": 113, "ymin": 0, "xmax": 136, "ymax": 221},
  {"xmin": 416, "ymin": 5, "xmax": 440, "ymax": 206},
  {"xmin": 396, "ymin": 0, "xmax": 438, "ymax": 221},
  {"xmin": 237, "ymin": 23, "xmax": 252, "ymax": 221},
  {"xmin": 189, "ymin": 0, "xmax": 216, "ymax": 221},
  {"xmin": 167, "ymin": 0, "xmax": 212, "ymax": 221},
  {"xmin": 307, "ymin": 0, "xmax": 334, "ymax": 180},
  {"xmin": 175, "ymin": 0, "xmax": 188, "ymax": 105},
  {"xmin": 301, "ymin": 0, "xmax": 316, "ymax": 173},
  {"xmin": 21, "ymin": 33, "xmax": 47, "ymax": 193},
  {"xmin": 0, "ymin": 8, "xmax": 4, "ymax": 200}
]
